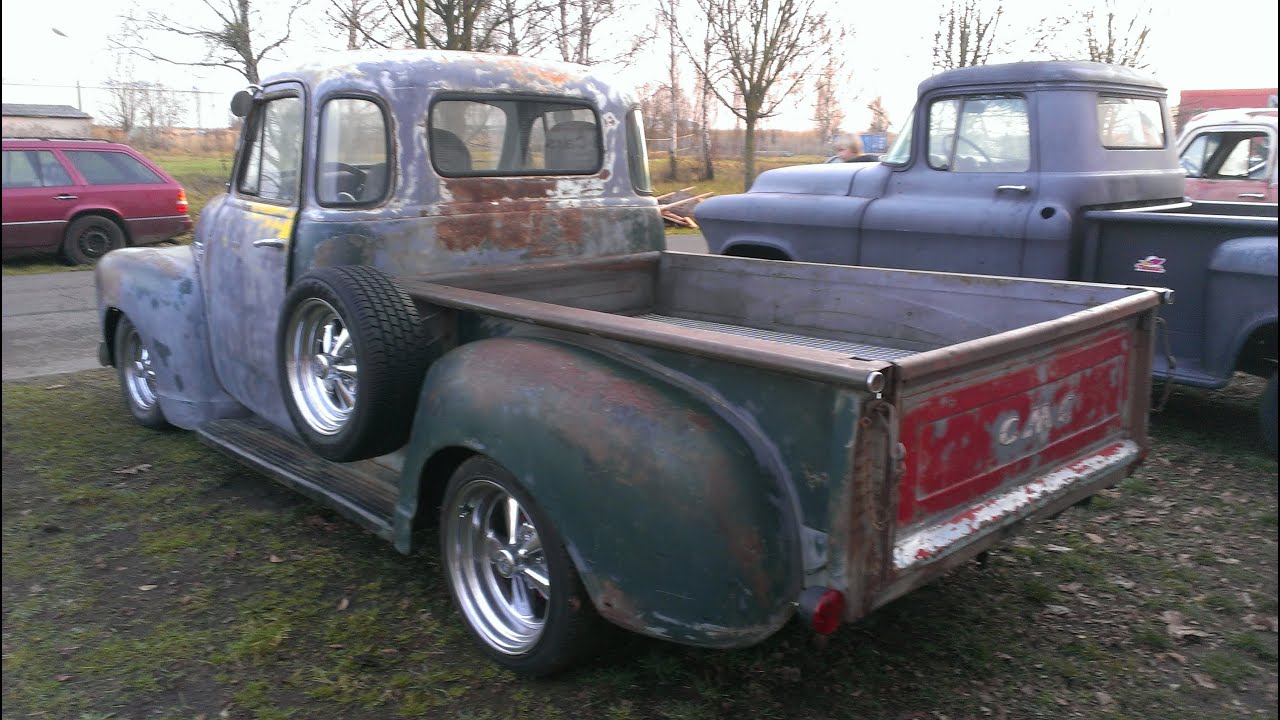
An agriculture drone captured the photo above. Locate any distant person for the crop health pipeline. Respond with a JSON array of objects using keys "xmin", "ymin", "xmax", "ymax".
[{"xmin": 825, "ymin": 134, "xmax": 880, "ymax": 163}]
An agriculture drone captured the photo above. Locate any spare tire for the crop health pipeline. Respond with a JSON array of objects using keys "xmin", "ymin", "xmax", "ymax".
[{"xmin": 278, "ymin": 265, "xmax": 439, "ymax": 462}]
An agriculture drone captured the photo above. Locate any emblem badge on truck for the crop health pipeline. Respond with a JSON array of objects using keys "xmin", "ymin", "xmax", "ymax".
[
  {"xmin": 1133, "ymin": 255, "xmax": 1167, "ymax": 273},
  {"xmin": 997, "ymin": 393, "xmax": 1077, "ymax": 446}
]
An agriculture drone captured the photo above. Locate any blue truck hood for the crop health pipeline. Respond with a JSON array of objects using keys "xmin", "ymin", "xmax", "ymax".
[{"xmin": 749, "ymin": 162, "xmax": 882, "ymax": 196}]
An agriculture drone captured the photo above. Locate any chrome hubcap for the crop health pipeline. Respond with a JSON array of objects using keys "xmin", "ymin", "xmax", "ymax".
[
  {"xmin": 124, "ymin": 327, "xmax": 158, "ymax": 410},
  {"xmin": 446, "ymin": 479, "xmax": 550, "ymax": 655},
  {"xmin": 286, "ymin": 298, "xmax": 357, "ymax": 435}
]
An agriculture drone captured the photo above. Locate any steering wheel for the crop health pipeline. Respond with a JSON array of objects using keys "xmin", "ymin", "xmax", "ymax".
[
  {"xmin": 954, "ymin": 136, "xmax": 992, "ymax": 164},
  {"xmin": 322, "ymin": 161, "xmax": 367, "ymax": 201}
]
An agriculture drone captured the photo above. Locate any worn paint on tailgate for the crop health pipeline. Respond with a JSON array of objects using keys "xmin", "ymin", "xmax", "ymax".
[{"xmin": 896, "ymin": 324, "xmax": 1136, "ymax": 528}]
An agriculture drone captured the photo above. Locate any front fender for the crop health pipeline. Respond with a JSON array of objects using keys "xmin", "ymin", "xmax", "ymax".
[
  {"xmin": 398, "ymin": 337, "xmax": 801, "ymax": 648},
  {"xmin": 1205, "ymin": 237, "xmax": 1278, "ymax": 376},
  {"xmin": 96, "ymin": 245, "xmax": 245, "ymax": 428}
]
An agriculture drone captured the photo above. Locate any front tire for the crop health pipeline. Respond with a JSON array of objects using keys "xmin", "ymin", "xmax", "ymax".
[
  {"xmin": 63, "ymin": 215, "xmax": 124, "ymax": 265},
  {"xmin": 114, "ymin": 315, "xmax": 170, "ymax": 430},
  {"xmin": 441, "ymin": 456, "xmax": 608, "ymax": 676}
]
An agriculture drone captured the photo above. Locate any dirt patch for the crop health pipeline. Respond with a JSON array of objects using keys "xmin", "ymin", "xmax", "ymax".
[{"xmin": 2, "ymin": 369, "xmax": 1276, "ymax": 719}]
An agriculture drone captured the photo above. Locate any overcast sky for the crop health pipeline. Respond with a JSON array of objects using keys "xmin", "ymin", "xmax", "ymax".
[{"xmin": 2, "ymin": 0, "xmax": 1276, "ymax": 132}]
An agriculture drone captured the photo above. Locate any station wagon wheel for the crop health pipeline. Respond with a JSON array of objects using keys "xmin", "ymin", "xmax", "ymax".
[
  {"xmin": 278, "ymin": 265, "xmax": 434, "ymax": 462},
  {"xmin": 63, "ymin": 215, "xmax": 125, "ymax": 265},
  {"xmin": 441, "ymin": 456, "xmax": 609, "ymax": 676},
  {"xmin": 113, "ymin": 315, "xmax": 170, "ymax": 429}
]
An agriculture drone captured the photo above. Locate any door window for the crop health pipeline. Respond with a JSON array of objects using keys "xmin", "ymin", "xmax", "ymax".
[
  {"xmin": 239, "ymin": 95, "xmax": 304, "ymax": 203},
  {"xmin": 63, "ymin": 151, "xmax": 164, "ymax": 185},
  {"xmin": 318, "ymin": 98, "xmax": 390, "ymax": 205},
  {"xmin": 2, "ymin": 150, "xmax": 72, "ymax": 188},
  {"xmin": 927, "ymin": 95, "xmax": 1030, "ymax": 172},
  {"xmin": 1181, "ymin": 131, "xmax": 1272, "ymax": 179}
]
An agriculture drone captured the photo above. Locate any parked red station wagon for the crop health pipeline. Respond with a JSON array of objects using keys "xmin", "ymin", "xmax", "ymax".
[{"xmin": 1, "ymin": 138, "xmax": 192, "ymax": 264}]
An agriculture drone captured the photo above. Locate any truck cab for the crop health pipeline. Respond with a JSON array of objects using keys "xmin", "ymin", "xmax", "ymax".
[{"xmin": 1177, "ymin": 108, "xmax": 1278, "ymax": 203}]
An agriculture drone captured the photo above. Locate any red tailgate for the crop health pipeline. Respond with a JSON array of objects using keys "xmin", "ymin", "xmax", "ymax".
[{"xmin": 896, "ymin": 324, "xmax": 1137, "ymax": 528}]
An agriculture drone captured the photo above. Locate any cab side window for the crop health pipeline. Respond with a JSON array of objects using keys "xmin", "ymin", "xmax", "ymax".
[
  {"xmin": 927, "ymin": 95, "xmax": 1030, "ymax": 173},
  {"xmin": 1181, "ymin": 130, "xmax": 1272, "ymax": 180},
  {"xmin": 318, "ymin": 98, "xmax": 390, "ymax": 205},
  {"xmin": 239, "ymin": 95, "xmax": 304, "ymax": 204}
]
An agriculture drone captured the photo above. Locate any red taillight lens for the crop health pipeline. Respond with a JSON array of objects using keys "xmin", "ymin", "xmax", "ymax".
[
  {"xmin": 798, "ymin": 586, "xmax": 846, "ymax": 635},
  {"xmin": 177, "ymin": 188, "xmax": 189, "ymax": 215}
]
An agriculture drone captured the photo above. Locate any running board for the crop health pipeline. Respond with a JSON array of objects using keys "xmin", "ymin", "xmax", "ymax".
[{"xmin": 196, "ymin": 418, "xmax": 399, "ymax": 541}]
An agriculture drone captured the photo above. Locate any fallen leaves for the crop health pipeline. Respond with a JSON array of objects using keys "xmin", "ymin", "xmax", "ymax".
[
  {"xmin": 1190, "ymin": 672, "xmax": 1218, "ymax": 689},
  {"xmin": 269, "ymin": 555, "xmax": 285, "ymax": 563},
  {"xmin": 1085, "ymin": 533, "xmax": 1105, "ymax": 544},
  {"xmin": 1243, "ymin": 614, "xmax": 1279, "ymax": 633},
  {"xmin": 138, "ymin": 584, "xmax": 158, "ymax": 591},
  {"xmin": 336, "ymin": 596, "xmax": 350, "ymax": 611},
  {"xmin": 1160, "ymin": 611, "xmax": 1211, "ymax": 642},
  {"xmin": 113, "ymin": 463, "xmax": 152, "ymax": 475}
]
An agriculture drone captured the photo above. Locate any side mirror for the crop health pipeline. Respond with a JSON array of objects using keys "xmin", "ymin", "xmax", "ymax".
[{"xmin": 230, "ymin": 89, "xmax": 258, "ymax": 118}]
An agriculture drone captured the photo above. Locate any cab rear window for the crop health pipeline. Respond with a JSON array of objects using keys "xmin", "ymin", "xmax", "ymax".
[
  {"xmin": 428, "ymin": 96, "xmax": 601, "ymax": 176},
  {"xmin": 1097, "ymin": 96, "xmax": 1165, "ymax": 149}
]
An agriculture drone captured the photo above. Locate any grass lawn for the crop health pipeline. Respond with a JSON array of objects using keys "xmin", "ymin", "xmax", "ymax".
[{"xmin": 2, "ymin": 368, "xmax": 1275, "ymax": 719}]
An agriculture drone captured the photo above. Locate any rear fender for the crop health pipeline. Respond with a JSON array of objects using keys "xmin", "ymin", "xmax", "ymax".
[
  {"xmin": 96, "ymin": 245, "xmax": 246, "ymax": 428},
  {"xmin": 396, "ymin": 337, "xmax": 801, "ymax": 648},
  {"xmin": 1205, "ymin": 237, "xmax": 1278, "ymax": 376}
]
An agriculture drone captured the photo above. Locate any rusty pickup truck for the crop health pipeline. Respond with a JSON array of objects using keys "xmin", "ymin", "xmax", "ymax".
[{"xmin": 95, "ymin": 50, "xmax": 1168, "ymax": 676}]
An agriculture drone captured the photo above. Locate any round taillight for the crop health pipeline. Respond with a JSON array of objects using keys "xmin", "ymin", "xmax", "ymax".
[{"xmin": 798, "ymin": 586, "xmax": 846, "ymax": 635}]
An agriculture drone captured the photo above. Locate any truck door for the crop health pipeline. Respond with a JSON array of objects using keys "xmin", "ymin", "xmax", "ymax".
[
  {"xmin": 203, "ymin": 82, "xmax": 306, "ymax": 432},
  {"xmin": 1179, "ymin": 124, "xmax": 1277, "ymax": 203},
  {"xmin": 861, "ymin": 94, "xmax": 1039, "ymax": 276}
]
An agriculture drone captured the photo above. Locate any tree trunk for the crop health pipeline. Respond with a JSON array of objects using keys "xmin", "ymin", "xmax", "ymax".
[{"xmin": 742, "ymin": 114, "xmax": 757, "ymax": 192}]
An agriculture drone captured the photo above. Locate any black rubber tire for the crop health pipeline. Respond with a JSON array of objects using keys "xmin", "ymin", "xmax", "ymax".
[
  {"xmin": 440, "ymin": 456, "xmax": 611, "ymax": 677},
  {"xmin": 278, "ymin": 265, "xmax": 432, "ymax": 462},
  {"xmin": 63, "ymin": 215, "xmax": 125, "ymax": 265},
  {"xmin": 114, "ymin": 316, "xmax": 171, "ymax": 430},
  {"xmin": 1261, "ymin": 373, "xmax": 1277, "ymax": 457}
]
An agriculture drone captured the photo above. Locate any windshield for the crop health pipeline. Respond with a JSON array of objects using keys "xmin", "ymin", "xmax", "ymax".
[{"xmin": 883, "ymin": 108, "xmax": 914, "ymax": 165}]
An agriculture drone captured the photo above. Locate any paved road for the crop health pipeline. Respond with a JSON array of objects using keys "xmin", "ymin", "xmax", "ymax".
[
  {"xmin": 2, "ymin": 271, "xmax": 102, "ymax": 381},
  {"xmin": 0, "ymin": 234, "xmax": 709, "ymax": 382}
]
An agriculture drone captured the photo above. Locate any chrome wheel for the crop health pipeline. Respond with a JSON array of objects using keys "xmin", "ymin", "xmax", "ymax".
[
  {"xmin": 285, "ymin": 298, "xmax": 358, "ymax": 435},
  {"xmin": 446, "ymin": 478, "xmax": 550, "ymax": 655},
  {"xmin": 122, "ymin": 325, "xmax": 158, "ymax": 410}
]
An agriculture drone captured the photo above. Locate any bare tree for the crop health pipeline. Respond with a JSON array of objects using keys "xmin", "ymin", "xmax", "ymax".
[
  {"xmin": 385, "ymin": 0, "xmax": 533, "ymax": 51},
  {"xmin": 867, "ymin": 96, "xmax": 891, "ymax": 133},
  {"xmin": 694, "ymin": 20, "xmax": 717, "ymax": 179},
  {"xmin": 811, "ymin": 56, "xmax": 846, "ymax": 150},
  {"xmin": 1035, "ymin": 0, "xmax": 1153, "ymax": 68},
  {"xmin": 119, "ymin": 0, "xmax": 312, "ymax": 85},
  {"xmin": 102, "ymin": 81, "xmax": 143, "ymax": 136},
  {"xmin": 327, "ymin": 0, "xmax": 391, "ymax": 49},
  {"xmin": 675, "ymin": 0, "xmax": 836, "ymax": 191},
  {"xmin": 932, "ymin": 0, "xmax": 1004, "ymax": 71},
  {"xmin": 660, "ymin": 0, "xmax": 681, "ymax": 180}
]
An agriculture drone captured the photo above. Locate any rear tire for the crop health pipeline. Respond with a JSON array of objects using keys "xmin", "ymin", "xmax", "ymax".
[
  {"xmin": 1261, "ymin": 373, "xmax": 1277, "ymax": 457},
  {"xmin": 63, "ymin": 215, "xmax": 124, "ymax": 265},
  {"xmin": 441, "ymin": 456, "xmax": 610, "ymax": 676},
  {"xmin": 278, "ymin": 265, "xmax": 432, "ymax": 462},
  {"xmin": 114, "ymin": 315, "xmax": 170, "ymax": 430}
]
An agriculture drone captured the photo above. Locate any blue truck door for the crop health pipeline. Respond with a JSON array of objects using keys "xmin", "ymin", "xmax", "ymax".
[
  {"xmin": 203, "ymin": 82, "xmax": 306, "ymax": 432},
  {"xmin": 860, "ymin": 94, "xmax": 1037, "ymax": 276}
]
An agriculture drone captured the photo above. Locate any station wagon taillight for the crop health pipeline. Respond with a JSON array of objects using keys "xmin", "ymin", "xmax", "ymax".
[{"xmin": 177, "ymin": 189, "xmax": 189, "ymax": 215}]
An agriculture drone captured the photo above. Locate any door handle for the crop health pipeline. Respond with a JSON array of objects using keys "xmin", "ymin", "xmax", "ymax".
[
  {"xmin": 252, "ymin": 238, "xmax": 285, "ymax": 249},
  {"xmin": 1238, "ymin": 192, "xmax": 1266, "ymax": 199},
  {"xmin": 995, "ymin": 185, "xmax": 1031, "ymax": 194},
  {"xmin": 53, "ymin": 194, "xmax": 78, "ymax": 200}
]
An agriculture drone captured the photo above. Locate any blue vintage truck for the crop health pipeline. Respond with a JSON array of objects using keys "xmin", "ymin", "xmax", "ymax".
[
  {"xmin": 96, "ymin": 51, "xmax": 1169, "ymax": 675},
  {"xmin": 696, "ymin": 62, "xmax": 1278, "ymax": 454}
]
